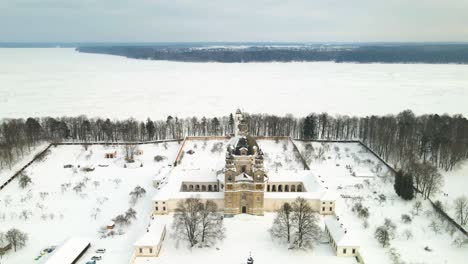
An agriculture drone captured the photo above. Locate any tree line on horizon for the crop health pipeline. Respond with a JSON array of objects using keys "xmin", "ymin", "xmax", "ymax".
[{"xmin": 1, "ymin": 110, "xmax": 467, "ymax": 173}]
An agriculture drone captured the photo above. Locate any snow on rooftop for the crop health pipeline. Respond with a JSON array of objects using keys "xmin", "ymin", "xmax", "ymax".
[
  {"xmin": 265, "ymin": 170, "xmax": 329, "ymax": 200},
  {"xmin": 135, "ymin": 215, "xmax": 171, "ymax": 247},
  {"xmin": 44, "ymin": 237, "xmax": 90, "ymax": 264},
  {"xmin": 152, "ymin": 166, "xmax": 224, "ymax": 201},
  {"xmin": 324, "ymin": 216, "xmax": 358, "ymax": 247}
]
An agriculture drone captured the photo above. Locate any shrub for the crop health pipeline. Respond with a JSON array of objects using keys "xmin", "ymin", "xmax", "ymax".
[
  {"xmin": 154, "ymin": 155, "xmax": 166, "ymax": 162},
  {"xmin": 401, "ymin": 214, "xmax": 412, "ymax": 224}
]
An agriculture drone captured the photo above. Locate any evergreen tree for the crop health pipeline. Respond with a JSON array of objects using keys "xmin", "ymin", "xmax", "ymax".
[
  {"xmin": 401, "ymin": 173, "xmax": 414, "ymax": 200},
  {"xmin": 228, "ymin": 113, "xmax": 235, "ymax": 134},
  {"xmin": 394, "ymin": 170, "xmax": 414, "ymax": 200},
  {"xmin": 303, "ymin": 115, "xmax": 316, "ymax": 139},
  {"xmin": 394, "ymin": 169, "xmax": 403, "ymax": 196}
]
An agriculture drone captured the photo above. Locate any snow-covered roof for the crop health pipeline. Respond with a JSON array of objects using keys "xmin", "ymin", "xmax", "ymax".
[
  {"xmin": 152, "ymin": 166, "xmax": 224, "ymax": 201},
  {"xmin": 134, "ymin": 216, "xmax": 170, "ymax": 247},
  {"xmin": 44, "ymin": 237, "xmax": 90, "ymax": 264},
  {"xmin": 265, "ymin": 170, "xmax": 328, "ymax": 200},
  {"xmin": 324, "ymin": 216, "xmax": 359, "ymax": 247}
]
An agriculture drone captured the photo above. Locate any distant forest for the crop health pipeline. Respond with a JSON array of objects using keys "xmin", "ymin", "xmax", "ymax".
[
  {"xmin": 1, "ymin": 111, "xmax": 467, "ymax": 173},
  {"xmin": 77, "ymin": 44, "xmax": 468, "ymax": 63}
]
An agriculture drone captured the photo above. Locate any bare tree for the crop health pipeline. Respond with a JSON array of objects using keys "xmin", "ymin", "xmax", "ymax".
[
  {"xmin": 91, "ymin": 207, "xmax": 101, "ymax": 220},
  {"xmin": 270, "ymin": 202, "xmax": 293, "ymax": 243},
  {"xmin": 113, "ymin": 178, "xmax": 122, "ymax": 189},
  {"xmin": 291, "ymin": 197, "xmax": 320, "ymax": 249},
  {"xmin": 123, "ymin": 144, "xmax": 137, "ymax": 162},
  {"xmin": 454, "ymin": 196, "xmax": 468, "ymax": 226},
  {"xmin": 410, "ymin": 162, "xmax": 443, "ymax": 199},
  {"xmin": 113, "ymin": 214, "xmax": 130, "ymax": 226},
  {"xmin": 375, "ymin": 226, "xmax": 391, "ymax": 247},
  {"xmin": 375, "ymin": 218, "xmax": 396, "ymax": 248},
  {"xmin": 125, "ymin": 208, "xmax": 137, "ymax": 221},
  {"xmin": 172, "ymin": 197, "xmax": 202, "ymax": 247},
  {"xmin": 129, "ymin": 186, "xmax": 146, "ymax": 205},
  {"xmin": 5, "ymin": 228, "xmax": 28, "ymax": 252},
  {"xmin": 199, "ymin": 200, "xmax": 224, "ymax": 246},
  {"xmin": 412, "ymin": 200, "xmax": 422, "ymax": 216},
  {"xmin": 403, "ymin": 229, "xmax": 413, "ymax": 240}
]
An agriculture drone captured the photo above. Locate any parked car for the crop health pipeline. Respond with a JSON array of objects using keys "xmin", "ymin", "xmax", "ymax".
[
  {"xmin": 86, "ymin": 261, "xmax": 96, "ymax": 264},
  {"xmin": 95, "ymin": 248, "xmax": 106, "ymax": 253},
  {"xmin": 91, "ymin": 255, "xmax": 102, "ymax": 261}
]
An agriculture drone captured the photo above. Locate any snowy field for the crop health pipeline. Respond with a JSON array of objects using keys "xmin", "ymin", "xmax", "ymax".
[
  {"xmin": 1, "ymin": 139, "xmax": 466, "ymax": 264},
  {"xmin": 256, "ymin": 139, "xmax": 305, "ymax": 170},
  {"xmin": 0, "ymin": 143, "xmax": 180, "ymax": 264},
  {"xmin": 1, "ymin": 48, "xmax": 468, "ymax": 119},
  {"xmin": 156, "ymin": 213, "xmax": 355, "ymax": 264},
  {"xmin": 435, "ymin": 160, "xmax": 468, "ymax": 228},
  {"xmin": 295, "ymin": 141, "xmax": 468, "ymax": 263}
]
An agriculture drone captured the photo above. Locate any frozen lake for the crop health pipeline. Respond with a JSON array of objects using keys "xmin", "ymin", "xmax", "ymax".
[{"xmin": 1, "ymin": 48, "xmax": 467, "ymax": 119}]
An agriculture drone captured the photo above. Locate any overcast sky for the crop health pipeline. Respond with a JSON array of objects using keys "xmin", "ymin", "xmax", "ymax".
[{"xmin": 1, "ymin": 0, "xmax": 467, "ymax": 42}]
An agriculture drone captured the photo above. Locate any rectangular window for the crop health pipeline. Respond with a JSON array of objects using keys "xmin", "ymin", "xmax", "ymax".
[
  {"xmin": 352, "ymin": 248, "xmax": 356, "ymax": 254},
  {"xmin": 322, "ymin": 207, "xmax": 325, "ymax": 211},
  {"xmin": 343, "ymin": 248, "xmax": 347, "ymax": 254},
  {"xmin": 139, "ymin": 248, "xmax": 143, "ymax": 253},
  {"xmin": 156, "ymin": 207, "xmax": 159, "ymax": 211},
  {"xmin": 150, "ymin": 248, "xmax": 153, "ymax": 254},
  {"xmin": 329, "ymin": 207, "xmax": 332, "ymax": 211},
  {"xmin": 163, "ymin": 207, "xmax": 166, "ymax": 211}
]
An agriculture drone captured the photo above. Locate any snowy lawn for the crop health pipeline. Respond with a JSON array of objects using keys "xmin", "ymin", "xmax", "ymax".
[
  {"xmin": 0, "ymin": 142, "xmax": 180, "ymax": 264},
  {"xmin": 296, "ymin": 140, "xmax": 468, "ymax": 263},
  {"xmin": 257, "ymin": 139, "xmax": 305, "ymax": 170},
  {"xmin": 154, "ymin": 213, "xmax": 356, "ymax": 264}
]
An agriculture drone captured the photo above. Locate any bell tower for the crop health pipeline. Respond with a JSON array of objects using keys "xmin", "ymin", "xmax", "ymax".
[{"xmin": 224, "ymin": 109, "xmax": 266, "ymax": 216}]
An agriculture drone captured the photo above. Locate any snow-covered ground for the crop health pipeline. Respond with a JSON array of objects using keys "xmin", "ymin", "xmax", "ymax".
[
  {"xmin": 0, "ymin": 142, "xmax": 180, "ymax": 264},
  {"xmin": 1, "ymin": 48, "xmax": 468, "ymax": 119},
  {"xmin": 155, "ymin": 213, "xmax": 355, "ymax": 264},
  {"xmin": 1, "ymin": 139, "xmax": 466, "ymax": 264},
  {"xmin": 296, "ymin": 140, "xmax": 468, "ymax": 263},
  {"xmin": 435, "ymin": 160, "xmax": 468, "ymax": 228},
  {"xmin": 257, "ymin": 139, "xmax": 305, "ymax": 170}
]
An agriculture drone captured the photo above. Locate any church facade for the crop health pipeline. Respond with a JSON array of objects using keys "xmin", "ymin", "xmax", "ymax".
[{"xmin": 224, "ymin": 110, "xmax": 267, "ymax": 215}]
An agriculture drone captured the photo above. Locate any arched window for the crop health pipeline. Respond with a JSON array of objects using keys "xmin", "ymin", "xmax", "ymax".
[
  {"xmin": 272, "ymin": 185, "xmax": 276, "ymax": 192},
  {"xmin": 267, "ymin": 185, "xmax": 271, "ymax": 192},
  {"xmin": 214, "ymin": 185, "xmax": 218, "ymax": 191},
  {"xmin": 182, "ymin": 184, "xmax": 188, "ymax": 191},
  {"xmin": 208, "ymin": 185, "xmax": 213, "ymax": 191},
  {"xmin": 202, "ymin": 185, "xmax": 206, "ymax": 191},
  {"xmin": 189, "ymin": 185, "xmax": 194, "ymax": 191},
  {"xmin": 291, "ymin": 185, "xmax": 296, "ymax": 192},
  {"xmin": 285, "ymin": 185, "xmax": 289, "ymax": 192},
  {"xmin": 278, "ymin": 185, "xmax": 283, "ymax": 192},
  {"xmin": 297, "ymin": 185, "xmax": 302, "ymax": 192},
  {"xmin": 195, "ymin": 185, "xmax": 200, "ymax": 191}
]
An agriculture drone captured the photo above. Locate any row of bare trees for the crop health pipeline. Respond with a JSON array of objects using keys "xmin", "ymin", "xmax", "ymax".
[{"xmin": 1, "ymin": 110, "xmax": 467, "ymax": 171}]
